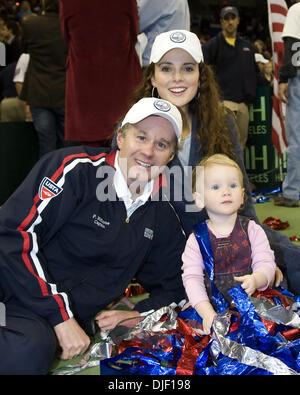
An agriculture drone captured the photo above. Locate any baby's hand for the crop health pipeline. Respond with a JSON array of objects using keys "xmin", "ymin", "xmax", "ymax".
[
  {"xmin": 270, "ymin": 267, "xmax": 283, "ymax": 287},
  {"xmin": 202, "ymin": 311, "xmax": 218, "ymax": 334},
  {"xmin": 234, "ymin": 274, "xmax": 257, "ymax": 296},
  {"xmin": 234, "ymin": 272, "xmax": 268, "ymax": 296},
  {"xmin": 195, "ymin": 301, "xmax": 217, "ymax": 335}
]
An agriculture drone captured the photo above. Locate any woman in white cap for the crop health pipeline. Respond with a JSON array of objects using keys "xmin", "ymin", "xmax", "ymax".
[
  {"xmin": 126, "ymin": 29, "xmax": 300, "ymax": 293},
  {"xmin": 129, "ymin": 30, "xmax": 254, "ymax": 230}
]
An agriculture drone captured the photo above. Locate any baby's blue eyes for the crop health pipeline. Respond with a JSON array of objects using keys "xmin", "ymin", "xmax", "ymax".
[{"xmin": 211, "ymin": 183, "xmax": 238, "ymax": 190}]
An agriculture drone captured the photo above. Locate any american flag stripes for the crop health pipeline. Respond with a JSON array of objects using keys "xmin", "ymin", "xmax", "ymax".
[{"xmin": 267, "ymin": 0, "xmax": 289, "ymax": 156}]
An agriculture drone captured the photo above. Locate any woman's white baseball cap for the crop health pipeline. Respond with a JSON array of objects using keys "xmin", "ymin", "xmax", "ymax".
[
  {"xmin": 121, "ymin": 98, "xmax": 182, "ymax": 141},
  {"xmin": 150, "ymin": 30, "xmax": 204, "ymax": 64}
]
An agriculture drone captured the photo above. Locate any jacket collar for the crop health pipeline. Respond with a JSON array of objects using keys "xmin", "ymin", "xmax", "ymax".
[{"xmin": 105, "ymin": 150, "xmax": 117, "ymax": 167}]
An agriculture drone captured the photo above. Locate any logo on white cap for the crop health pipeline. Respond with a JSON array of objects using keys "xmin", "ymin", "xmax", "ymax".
[
  {"xmin": 170, "ymin": 31, "xmax": 186, "ymax": 43},
  {"xmin": 154, "ymin": 99, "xmax": 171, "ymax": 112}
]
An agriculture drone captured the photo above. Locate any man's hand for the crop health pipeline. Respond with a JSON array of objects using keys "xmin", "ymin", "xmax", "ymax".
[
  {"xmin": 54, "ymin": 317, "xmax": 90, "ymax": 360},
  {"xmin": 278, "ymin": 82, "xmax": 288, "ymax": 103},
  {"xmin": 95, "ymin": 310, "xmax": 142, "ymax": 331}
]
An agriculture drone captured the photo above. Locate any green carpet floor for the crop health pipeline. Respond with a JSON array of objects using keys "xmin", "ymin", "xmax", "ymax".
[{"xmin": 254, "ymin": 197, "xmax": 300, "ymax": 242}]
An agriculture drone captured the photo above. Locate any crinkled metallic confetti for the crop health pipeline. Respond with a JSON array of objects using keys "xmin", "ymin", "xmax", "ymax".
[
  {"xmin": 51, "ymin": 341, "xmax": 112, "ymax": 375},
  {"xmin": 102, "ymin": 286, "xmax": 300, "ymax": 375},
  {"xmin": 252, "ymin": 194, "xmax": 271, "ymax": 204},
  {"xmin": 290, "ymin": 235, "xmax": 300, "ymax": 242},
  {"xmin": 125, "ymin": 283, "xmax": 147, "ymax": 297},
  {"xmin": 251, "ymin": 296, "xmax": 300, "ymax": 329},
  {"xmin": 101, "ymin": 305, "xmax": 178, "ymax": 346},
  {"xmin": 263, "ymin": 216, "xmax": 289, "ymax": 230},
  {"xmin": 53, "ymin": 287, "xmax": 300, "ymax": 375},
  {"xmin": 211, "ymin": 287, "xmax": 298, "ymax": 375},
  {"xmin": 251, "ymin": 188, "xmax": 280, "ymax": 204}
]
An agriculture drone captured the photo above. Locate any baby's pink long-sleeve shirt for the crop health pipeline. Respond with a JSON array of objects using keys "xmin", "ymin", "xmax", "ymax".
[{"xmin": 181, "ymin": 220, "xmax": 276, "ymax": 308}]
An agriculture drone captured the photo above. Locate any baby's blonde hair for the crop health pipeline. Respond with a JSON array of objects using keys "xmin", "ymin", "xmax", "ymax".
[{"xmin": 192, "ymin": 153, "xmax": 244, "ymax": 192}]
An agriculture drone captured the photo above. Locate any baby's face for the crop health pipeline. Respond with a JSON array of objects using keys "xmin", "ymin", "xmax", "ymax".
[{"xmin": 195, "ymin": 164, "xmax": 244, "ymax": 217}]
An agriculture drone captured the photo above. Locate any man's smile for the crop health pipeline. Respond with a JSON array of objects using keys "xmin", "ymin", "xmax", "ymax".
[{"xmin": 135, "ymin": 159, "xmax": 152, "ymax": 168}]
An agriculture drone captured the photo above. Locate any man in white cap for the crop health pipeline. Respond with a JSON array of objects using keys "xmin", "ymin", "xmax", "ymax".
[
  {"xmin": 202, "ymin": 6, "xmax": 257, "ymax": 148},
  {"xmin": 0, "ymin": 98, "xmax": 186, "ymax": 374}
]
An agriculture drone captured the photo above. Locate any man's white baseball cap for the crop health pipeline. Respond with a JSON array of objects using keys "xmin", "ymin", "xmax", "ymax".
[
  {"xmin": 121, "ymin": 98, "xmax": 182, "ymax": 141},
  {"xmin": 255, "ymin": 53, "xmax": 269, "ymax": 64},
  {"xmin": 150, "ymin": 30, "xmax": 204, "ymax": 64}
]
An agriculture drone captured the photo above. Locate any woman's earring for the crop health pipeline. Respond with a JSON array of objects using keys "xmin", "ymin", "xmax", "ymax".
[{"xmin": 152, "ymin": 87, "xmax": 160, "ymax": 98}]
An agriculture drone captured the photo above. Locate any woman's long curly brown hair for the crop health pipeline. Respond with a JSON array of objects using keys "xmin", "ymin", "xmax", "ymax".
[{"xmin": 126, "ymin": 62, "xmax": 237, "ymax": 160}]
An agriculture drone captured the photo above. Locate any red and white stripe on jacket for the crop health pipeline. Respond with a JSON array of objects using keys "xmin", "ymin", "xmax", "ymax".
[{"xmin": 17, "ymin": 151, "xmax": 108, "ymax": 323}]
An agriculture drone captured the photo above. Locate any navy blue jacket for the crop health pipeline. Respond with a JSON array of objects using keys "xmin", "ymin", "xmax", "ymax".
[
  {"xmin": 202, "ymin": 32, "xmax": 257, "ymax": 104},
  {"xmin": 0, "ymin": 147, "xmax": 186, "ymax": 326}
]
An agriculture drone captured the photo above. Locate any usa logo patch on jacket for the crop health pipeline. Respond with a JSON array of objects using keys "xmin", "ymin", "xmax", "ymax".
[{"xmin": 38, "ymin": 177, "xmax": 63, "ymax": 200}]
